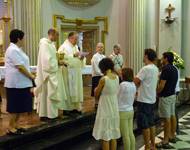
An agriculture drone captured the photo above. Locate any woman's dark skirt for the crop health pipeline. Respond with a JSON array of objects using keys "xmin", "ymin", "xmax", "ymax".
[
  {"xmin": 6, "ymin": 88, "xmax": 33, "ymax": 113},
  {"xmin": 91, "ymin": 76, "xmax": 102, "ymax": 96}
]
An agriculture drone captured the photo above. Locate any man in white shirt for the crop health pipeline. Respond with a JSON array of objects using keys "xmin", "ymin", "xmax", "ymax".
[
  {"xmin": 58, "ymin": 32, "xmax": 85, "ymax": 114},
  {"xmin": 109, "ymin": 44, "xmax": 124, "ymax": 76},
  {"xmin": 91, "ymin": 43, "xmax": 105, "ymax": 98},
  {"xmin": 35, "ymin": 28, "xmax": 64, "ymax": 119},
  {"xmin": 134, "ymin": 49, "xmax": 159, "ymax": 150}
]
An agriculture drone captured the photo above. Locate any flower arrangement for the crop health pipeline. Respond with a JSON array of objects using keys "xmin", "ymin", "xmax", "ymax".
[{"xmin": 168, "ymin": 47, "xmax": 185, "ymax": 69}]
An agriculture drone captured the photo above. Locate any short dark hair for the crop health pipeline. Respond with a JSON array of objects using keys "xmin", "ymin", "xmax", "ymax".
[
  {"xmin": 68, "ymin": 32, "xmax": 77, "ymax": 38},
  {"xmin": 48, "ymin": 28, "xmax": 57, "ymax": 35},
  {"xmin": 99, "ymin": 58, "xmax": 114, "ymax": 74},
  {"xmin": 121, "ymin": 68, "xmax": 134, "ymax": 82},
  {"xmin": 162, "ymin": 52, "xmax": 174, "ymax": 64},
  {"xmin": 10, "ymin": 29, "xmax": 24, "ymax": 43},
  {"xmin": 113, "ymin": 44, "xmax": 120, "ymax": 50},
  {"xmin": 144, "ymin": 48, "xmax": 157, "ymax": 61}
]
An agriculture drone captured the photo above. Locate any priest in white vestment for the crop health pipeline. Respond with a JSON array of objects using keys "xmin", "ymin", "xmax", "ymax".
[
  {"xmin": 58, "ymin": 32, "xmax": 85, "ymax": 112},
  {"xmin": 35, "ymin": 28, "xmax": 66, "ymax": 119}
]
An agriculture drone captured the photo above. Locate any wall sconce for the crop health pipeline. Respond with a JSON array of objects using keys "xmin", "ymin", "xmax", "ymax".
[{"xmin": 164, "ymin": 4, "xmax": 176, "ymax": 24}]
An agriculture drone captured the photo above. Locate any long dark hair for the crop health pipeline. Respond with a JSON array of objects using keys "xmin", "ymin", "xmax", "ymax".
[{"xmin": 121, "ymin": 68, "xmax": 134, "ymax": 82}]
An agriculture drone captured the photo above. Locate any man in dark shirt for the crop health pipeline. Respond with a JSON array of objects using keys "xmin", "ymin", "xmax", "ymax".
[{"xmin": 156, "ymin": 52, "xmax": 178, "ymax": 149}]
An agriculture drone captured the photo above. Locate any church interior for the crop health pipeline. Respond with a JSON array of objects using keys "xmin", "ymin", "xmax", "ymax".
[{"xmin": 0, "ymin": 0, "xmax": 190, "ymax": 149}]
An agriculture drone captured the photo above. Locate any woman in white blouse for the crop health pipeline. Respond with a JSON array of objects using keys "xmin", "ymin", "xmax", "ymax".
[
  {"xmin": 118, "ymin": 68, "xmax": 136, "ymax": 150},
  {"xmin": 4, "ymin": 29, "xmax": 35, "ymax": 135}
]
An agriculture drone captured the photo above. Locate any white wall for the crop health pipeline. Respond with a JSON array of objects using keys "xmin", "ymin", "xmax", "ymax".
[
  {"xmin": 118, "ymin": 0, "xmax": 128, "ymax": 61},
  {"xmin": 41, "ymin": 0, "xmax": 127, "ymax": 58},
  {"xmin": 145, "ymin": 0, "xmax": 159, "ymax": 50},
  {"xmin": 159, "ymin": 0, "xmax": 182, "ymax": 57},
  {"xmin": 182, "ymin": 0, "xmax": 190, "ymax": 76}
]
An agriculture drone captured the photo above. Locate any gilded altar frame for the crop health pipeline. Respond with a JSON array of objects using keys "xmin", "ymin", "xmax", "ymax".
[{"xmin": 52, "ymin": 15, "xmax": 108, "ymax": 48}]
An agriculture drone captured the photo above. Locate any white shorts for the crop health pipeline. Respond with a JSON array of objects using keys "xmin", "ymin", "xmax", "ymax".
[{"xmin": 159, "ymin": 95, "xmax": 176, "ymax": 118}]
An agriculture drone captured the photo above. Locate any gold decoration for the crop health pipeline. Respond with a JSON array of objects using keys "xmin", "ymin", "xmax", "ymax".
[
  {"xmin": 53, "ymin": 15, "xmax": 108, "ymax": 48},
  {"xmin": 0, "ymin": 16, "xmax": 11, "ymax": 22},
  {"xmin": 0, "ymin": 0, "xmax": 12, "ymax": 59},
  {"xmin": 63, "ymin": 0, "xmax": 100, "ymax": 7}
]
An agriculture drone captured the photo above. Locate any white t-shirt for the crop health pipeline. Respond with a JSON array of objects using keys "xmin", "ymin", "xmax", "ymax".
[
  {"xmin": 118, "ymin": 81, "xmax": 136, "ymax": 112},
  {"xmin": 136, "ymin": 64, "xmax": 159, "ymax": 104},
  {"xmin": 91, "ymin": 52, "xmax": 105, "ymax": 77}
]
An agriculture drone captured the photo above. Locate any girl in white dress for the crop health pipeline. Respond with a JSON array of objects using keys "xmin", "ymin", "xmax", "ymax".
[{"xmin": 93, "ymin": 58, "xmax": 120, "ymax": 150}]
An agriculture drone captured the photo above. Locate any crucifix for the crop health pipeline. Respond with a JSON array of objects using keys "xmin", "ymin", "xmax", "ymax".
[{"xmin": 166, "ymin": 4, "xmax": 175, "ymax": 18}]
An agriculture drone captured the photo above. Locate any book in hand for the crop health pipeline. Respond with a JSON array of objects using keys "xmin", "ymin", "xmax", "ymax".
[{"xmin": 79, "ymin": 52, "xmax": 90, "ymax": 57}]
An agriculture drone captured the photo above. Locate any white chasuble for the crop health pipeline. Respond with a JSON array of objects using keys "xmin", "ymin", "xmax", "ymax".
[
  {"xmin": 34, "ymin": 38, "xmax": 66, "ymax": 118},
  {"xmin": 58, "ymin": 39, "xmax": 85, "ymax": 111}
]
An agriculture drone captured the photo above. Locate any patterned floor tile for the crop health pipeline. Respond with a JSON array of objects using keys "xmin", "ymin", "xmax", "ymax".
[
  {"xmin": 182, "ymin": 118, "xmax": 190, "ymax": 121},
  {"xmin": 179, "ymin": 125, "xmax": 190, "ymax": 130},
  {"xmin": 176, "ymin": 135, "xmax": 190, "ymax": 141},
  {"xmin": 140, "ymin": 112, "xmax": 190, "ymax": 150},
  {"xmin": 179, "ymin": 118, "xmax": 188, "ymax": 122},
  {"xmin": 180, "ymin": 129, "xmax": 190, "ymax": 134},
  {"xmin": 170, "ymin": 141, "xmax": 190, "ymax": 149},
  {"xmin": 182, "ymin": 115, "xmax": 190, "ymax": 118},
  {"xmin": 179, "ymin": 121, "xmax": 190, "ymax": 125},
  {"xmin": 177, "ymin": 130, "xmax": 189, "ymax": 135}
]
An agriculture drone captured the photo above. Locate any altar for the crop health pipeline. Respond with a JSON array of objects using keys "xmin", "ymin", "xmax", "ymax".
[
  {"xmin": 0, "ymin": 65, "xmax": 92, "ymax": 80},
  {"xmin": 0, "ymin": 65, "xmax": 93, "ymax": 114}
]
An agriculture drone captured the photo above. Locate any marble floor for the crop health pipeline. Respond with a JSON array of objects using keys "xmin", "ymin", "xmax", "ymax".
[
  {"xmin": 63, "ymin": 104, "xmax": 190, "ymax": 150},
  {"xmin": 139, "ymin": 109, "xmax": 190, "ymax": 150},
  {"xmin": 0, "ymin": 84, "xmax": 189, "ymax": 150}
]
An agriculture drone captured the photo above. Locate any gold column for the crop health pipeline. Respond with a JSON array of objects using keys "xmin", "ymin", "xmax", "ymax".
[
  {"xmin": 0, "ymin": 17, "xmax": 11, "ymax": 57},
  {"xmin": 0, "ymin": 0, "xmax": 12, "ymax": 61},
  {"xmin": 126, "ymin": 0, "xmax": 146, "ymax": 74}
]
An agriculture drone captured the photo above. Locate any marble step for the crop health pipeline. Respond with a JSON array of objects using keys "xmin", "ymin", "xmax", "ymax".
[
  {"xmin": 0, "ymin": 112, "xmax": 95, "ymax": 149},
  {"xmin": 15, "ymin": 125, "xmax": 92, "ymax": 150}
]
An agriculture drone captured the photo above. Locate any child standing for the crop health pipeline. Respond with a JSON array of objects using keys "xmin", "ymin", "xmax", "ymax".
[
  {"xmin": 118, "ymin": 68, "xmax": 136, "ymax": 150},
  {"xmin": 93, "ymin": 58, "xmax": 120, "ymax": 150}
]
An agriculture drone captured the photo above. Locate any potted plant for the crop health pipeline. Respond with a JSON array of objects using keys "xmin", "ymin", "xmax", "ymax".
[{"xmin": 168, "ymin": 47, "xmax": 185, "ymax": 69}]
